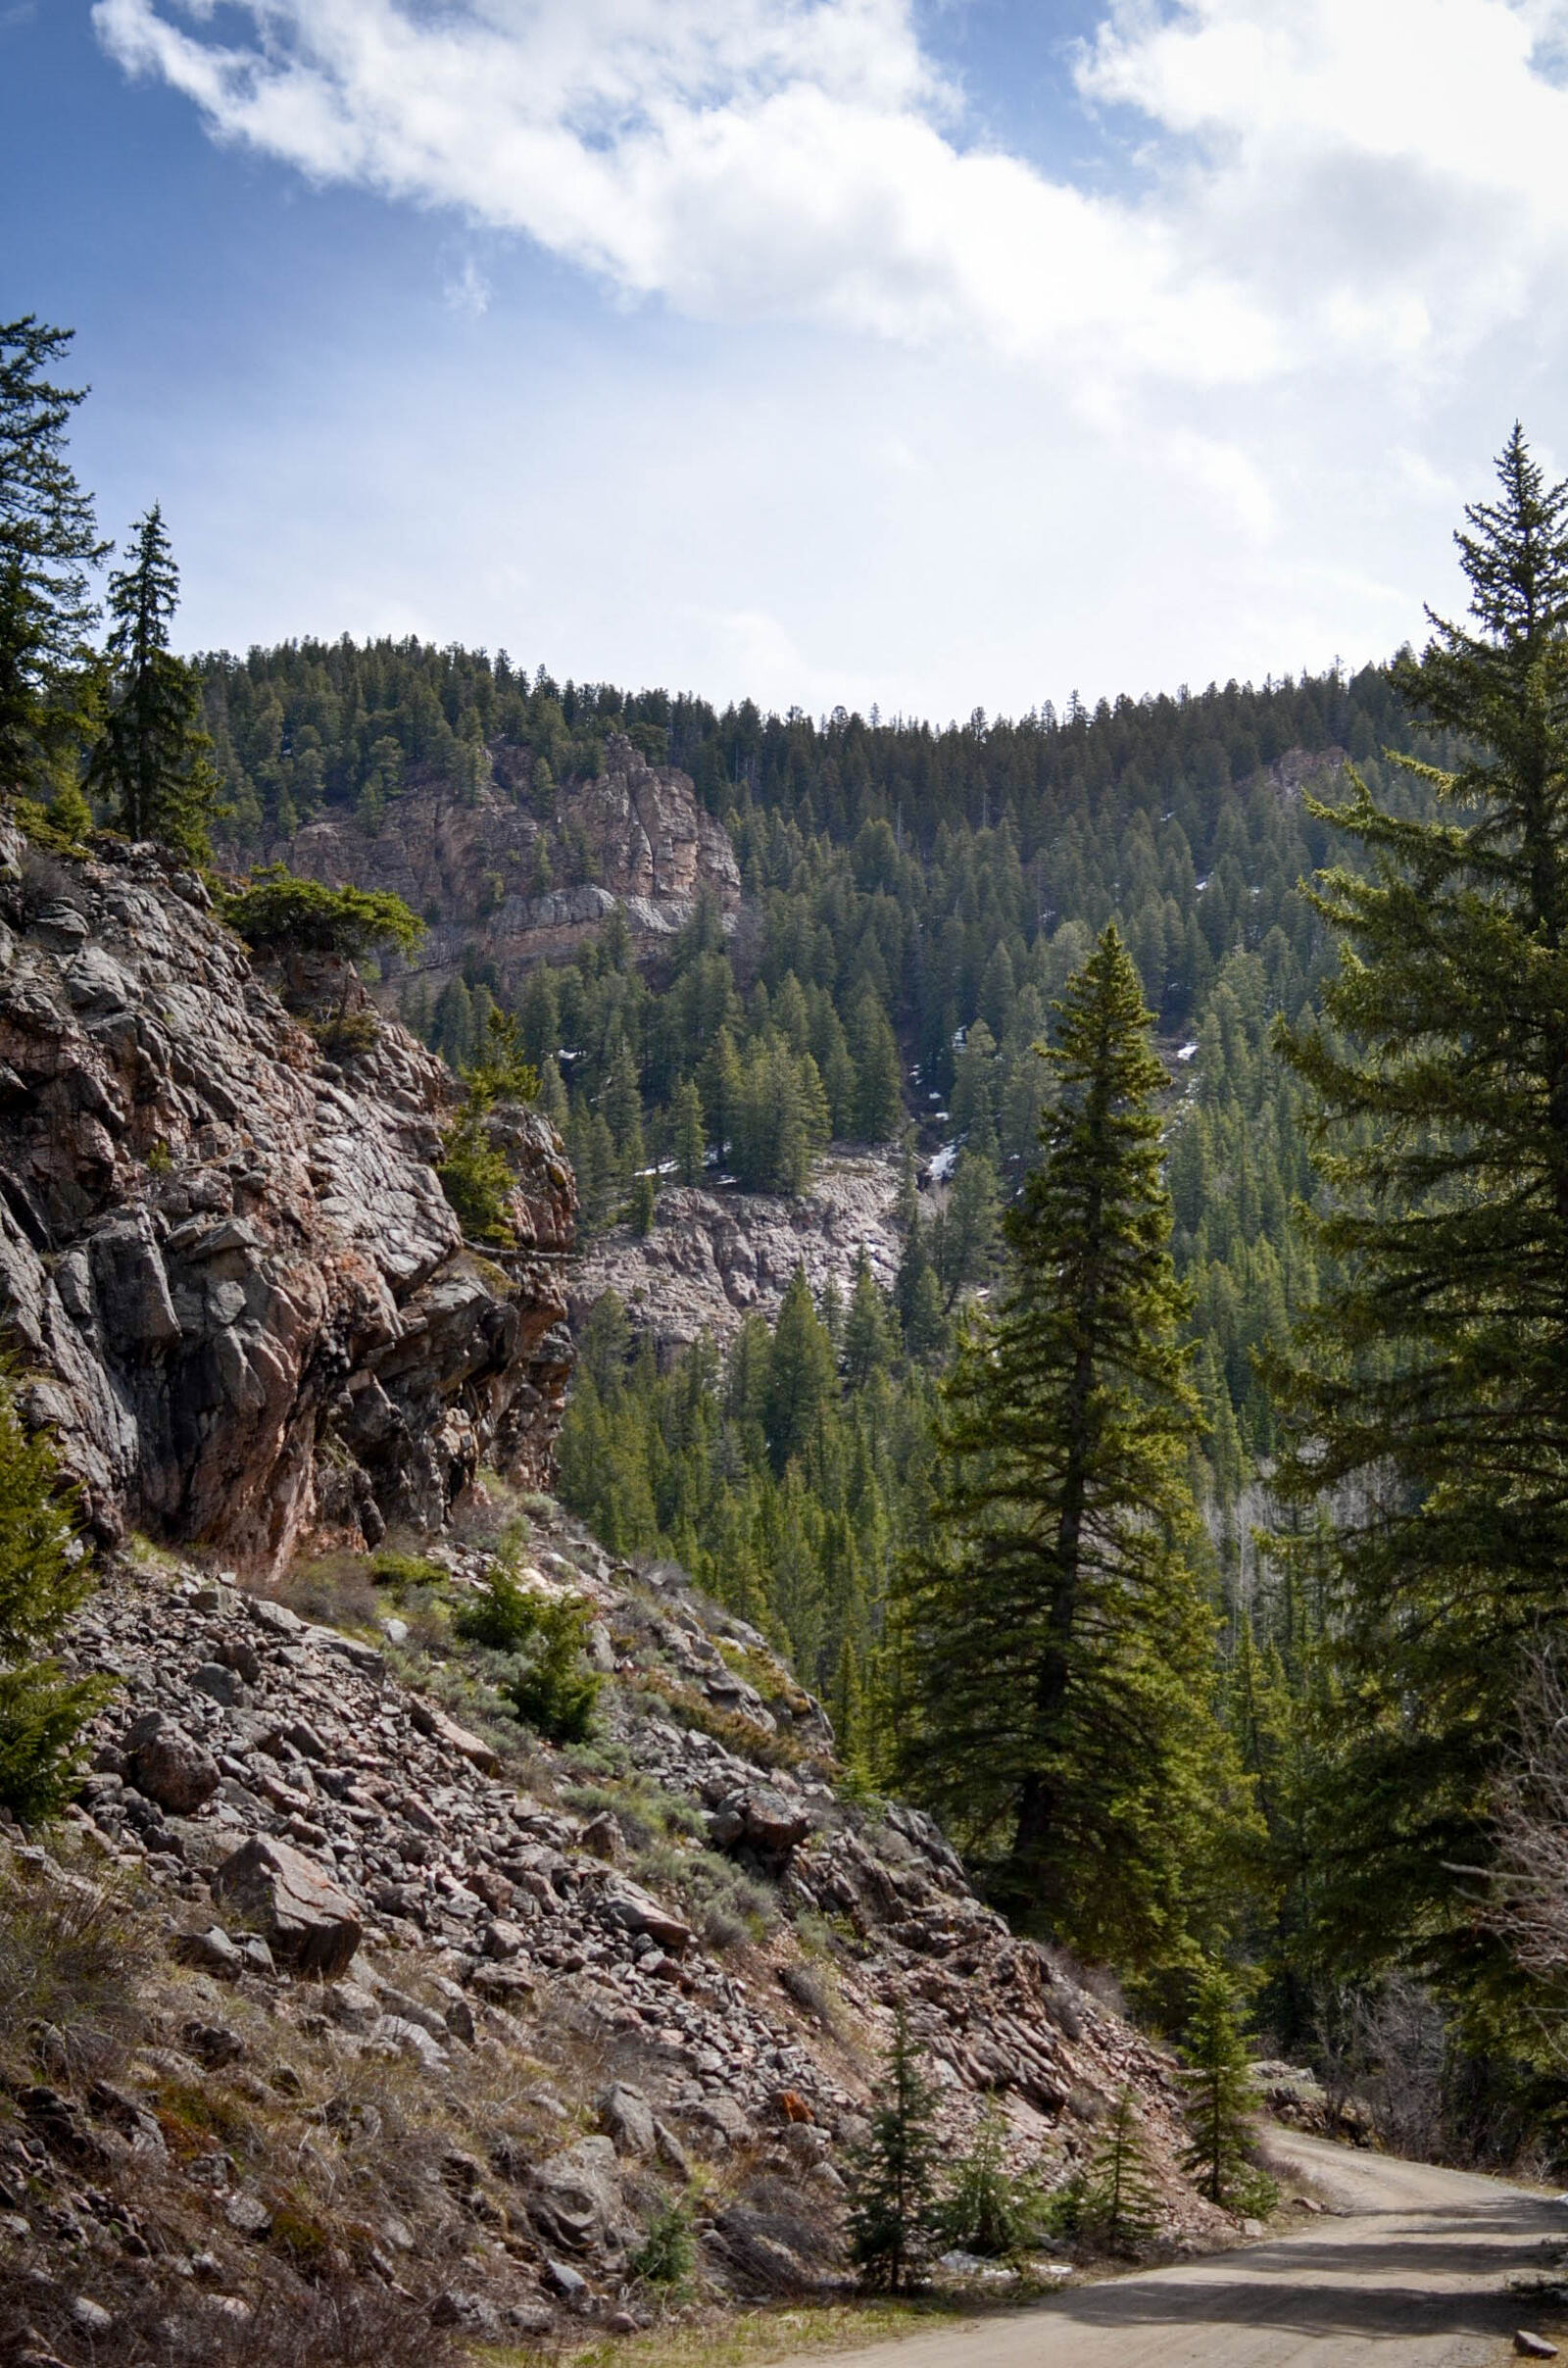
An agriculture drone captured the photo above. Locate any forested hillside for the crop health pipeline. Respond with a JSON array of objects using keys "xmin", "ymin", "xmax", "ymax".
[{"xmin": 195, "ymin": 650, "xmax": 1452, "ymax": 1692}]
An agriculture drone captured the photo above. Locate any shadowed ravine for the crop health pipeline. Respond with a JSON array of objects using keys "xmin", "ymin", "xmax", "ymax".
[{"xmin": 783, "ymin": 2133, "xmax": 1565, "ymax": 2368}]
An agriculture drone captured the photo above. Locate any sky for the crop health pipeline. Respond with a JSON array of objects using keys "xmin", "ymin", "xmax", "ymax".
[{"xmin": 4, "ymin": 0, "xmax": 1568, "ymax": 721}]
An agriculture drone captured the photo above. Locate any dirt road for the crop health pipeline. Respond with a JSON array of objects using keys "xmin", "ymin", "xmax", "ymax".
[{"xmin": 788, "ymin": 2132, "xmax": 1565, "ymax": 2368}]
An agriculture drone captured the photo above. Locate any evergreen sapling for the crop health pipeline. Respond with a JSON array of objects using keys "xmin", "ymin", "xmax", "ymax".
[{"xmin": 847, "ymin": 2010, "xmax": 941, "ymax": 2291}]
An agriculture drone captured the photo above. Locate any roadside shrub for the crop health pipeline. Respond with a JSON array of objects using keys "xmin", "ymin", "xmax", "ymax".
[
  {"xmin": 631, "ymin": 2198, "xmax": 696, "ymax": 2289},
  {"xmin": 936, "ymin": 2106, "xmax": 1044, "ymax": 2257}
]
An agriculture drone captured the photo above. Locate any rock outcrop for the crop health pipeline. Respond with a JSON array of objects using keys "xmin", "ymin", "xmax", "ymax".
[
  {"xmin": 248, "ymin": 733, "xmax": 742, "ymax": 1001},
  {"xmin": 570, "ymin": 1150, "xmax": 906, "ymax": 1358},
  {"xmin": 0, "ymin": 814, "xmax": 574, "ymax": 1570}
]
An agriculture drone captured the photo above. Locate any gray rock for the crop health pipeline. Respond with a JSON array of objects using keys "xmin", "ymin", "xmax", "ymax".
[
  {"xmin": 600, "ymin": 1875, "xmax": 694, "ymax": 1957},
  {"xmin": 125, "ymin": 1714, "xmax": 220, "ymax": 1814},
  {"xmin": 191, "ymin": 1661, "xmax": 249, "ymax": 1708},
  {"xmin": 171, "ymin": 1925, "xmax": 245, "ymax": 1979},
  {"xmin": 223, "ymin": 2192, "xmax": 272, "ymax": 2240},
  {"xmin": 528, "ymin": 2136, "xmax": 631, "ymax": 2254},
  {"xmin": 599, "ymin": 2082, "xmax": 656, "ymax": 2157},
  {"xmin": 212, "ymin": 1834, "xmax": 363, "ymax": 1978}
]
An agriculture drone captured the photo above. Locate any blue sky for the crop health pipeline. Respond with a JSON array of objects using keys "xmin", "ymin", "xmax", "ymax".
[{"xmin": 5, "ymin": 1, "xmax": 1568, "ymax": 718}]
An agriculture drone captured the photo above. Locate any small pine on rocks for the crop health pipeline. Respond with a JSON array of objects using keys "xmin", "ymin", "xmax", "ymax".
[{"xmin": 846, "ymin": 2009, "xmax": 941, "ymax": 2292}]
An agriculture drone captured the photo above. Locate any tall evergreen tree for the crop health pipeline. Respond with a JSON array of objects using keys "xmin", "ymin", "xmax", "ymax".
[
  {"xmin": 1269, "ymin": 428, "xmax": 1568, "ymax": 1984},
  {"xmin": 895, "ymin": 925, "xmax": 1243, "ymax": 1968},
  {"xmin": 0, "ymin": 318, "xmax": 107, "ymax": 794},
  {"xmin": 1180, "ymin": 1964, "xmax": 1264, "ymax": 2211},
  {"xmin": 88, "ymin": 506, "xmax": 218, "ymax": 859}
]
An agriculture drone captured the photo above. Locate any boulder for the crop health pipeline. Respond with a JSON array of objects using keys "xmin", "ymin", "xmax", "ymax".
[
  {"xmin": 528, "ymin": 2136, "xmax": 632, "ymax": 2255},
  {"xmin": 212, "ymin": 1834, "xmax": 363, "ymax": 1977},
  {"xmin": 124, "ymin": 1713, "xmax": 220, "ymax": 1814},
  {"xmin": 599, "ymin": 2082, "xmax": 656, "ymax": 2158},
  {"xmin": 599, "ymin": 1875, "xmax": 693, "ymax": 1957},
  {"xmin": 409, "ymin": 1698, "xmax": 501, "ymax": 1774}
]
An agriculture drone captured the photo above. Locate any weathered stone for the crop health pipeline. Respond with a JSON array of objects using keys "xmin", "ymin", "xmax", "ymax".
[
  {"xmin": 125, "ymin": 1715, "xmax": 220, "ymax": 1814},
  {"xmin": 171, "ymin": 1925, "xmax": 245, "ymax": 1979},
  {"xmin": 599, "ymin": 1876, "xmax": 693, "ymax": 1957},
  {"xmin": 481, "ymin": 1918, "xmax": 527, "ymax": 1960},
  {"xmin": 224, "ymin": 2192, "xmax": 272, "ymax": 2240},
  {"xmin": 408, "ymin": 1698, "xmax": 500, "ymax": 1773},
  {"xmin": 212, "ymin": 1835, "xmax": 363, "ymax": 1977},
  {"xmin": 528, "ymin": 2137, "xmax": 629, "ymax": 2254},
  {"xmin": 0, "ymin": 834, "xmax": 574, "ymax": 1558},
  {"xmin": 599, "ymin": 2082, "xmax": 656, "ymax": 2158}
]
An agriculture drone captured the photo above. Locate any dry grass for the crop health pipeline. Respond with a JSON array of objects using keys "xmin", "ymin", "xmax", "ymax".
[
  {"xmin": 0, "ymin": 1850, "xmax": 147, "ymax": 2079},
  {"xmin": 543, "ymin": 2293, "xmax": 1017, "ymax": 2368}
]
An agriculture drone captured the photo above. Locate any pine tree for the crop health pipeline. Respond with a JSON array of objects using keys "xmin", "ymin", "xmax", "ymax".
[
  {"xmin": 673, "ymin": 1075, "xmax": 707, "ymax": 1185},
  {"xmin": 1269, "ymin": 429, "xmax": 1568, "ymax": 1982},
  {"xmin": 846, "ymin": 2010, "xmax": 940, "ymax": 2291},
  {"xmin": 1180, "ymin": 1964, "xmax": 1262, "ymax": 2210},
  {"xmin": 844, "ymin": 1249, "xmax": 897, "ymax": 1388},
  {"xmin": 0, "ymin": 317, "xmax": 107, "ymax": 795},
  {"xmin": 88, "ymin": 506, "xmax": 218, "ymax": 859},
  {"xmin": 0, "ymin": 1390, "xmax": 113, "ymax": 1820},
  {"xmin": 1083, "ymin": 2087, "xmax": 1159, "ymax": 2250},
  {"xmin": 895, "ymin": 925, "xmax": 1244, "ymax": 1968},
  {"xmin": 763, "ymin": 1266, "xmax": 836, "ymax": 1475}
]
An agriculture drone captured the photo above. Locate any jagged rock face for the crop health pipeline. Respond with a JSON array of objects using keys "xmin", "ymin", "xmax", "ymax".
[
  {"xmin": 0, "ymin": 814, "xmax": 575, "ymax": 1569},
  {"xmin": 250, "ymin": 732, "xmax": 741, "ymax": 998},
  {"xmin": 571, "ymin": 1151, "xmax": 906, "ymax": 1358}
]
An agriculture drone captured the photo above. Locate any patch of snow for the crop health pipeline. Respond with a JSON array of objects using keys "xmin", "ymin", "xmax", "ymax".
[
  {"xmin": 929, "ymin": 1143, "xmax": 959, "ymax": 1183},
  {"xmin": 1177, "ymin": 1042, "xmax": 1200, "ymax": 1063}
]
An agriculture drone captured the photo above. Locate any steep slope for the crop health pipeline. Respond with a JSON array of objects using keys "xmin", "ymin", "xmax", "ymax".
[
  {"xmin": 0, "ymin": 814, "xmax": 572, "ymax": 1570},
  {"xmin": 0, "ymin": 1503, "xmax": 1233, "ymax": 2365}
]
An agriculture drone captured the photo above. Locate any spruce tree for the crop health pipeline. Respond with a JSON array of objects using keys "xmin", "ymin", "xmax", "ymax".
[
  {"xmin": 846, "ymin": 2010, "xmax": 940, "ymax": 2291},
  {"xmin": 88, "ymin": 505, "xmax": 218, "ymax": 860},
  {"xmin": 0, "ymin": 317, "xmax": 107, "ymax": 795},
  {"xmin": 895, "ymin": 925, "xmax": 1243, "ymax": 1967},
  {"xmin": 1181, "ymin": 1964, "xmax": 1263, "ymax": 2211},
  {"xmin": 673, "ymin": 1076, "xmax": 707, "ymax": 1185},
  {"xmin": 0, "ymin": 1390, "xmax": 113, "ymax": 1820},
  {"xmin": 1084, "ymin": 2087, "xmax": 1160, "ymax": 2250},
  {"xmin": 1269, "ymin": 428, "xmax": 1568, "ymax": 1983}
]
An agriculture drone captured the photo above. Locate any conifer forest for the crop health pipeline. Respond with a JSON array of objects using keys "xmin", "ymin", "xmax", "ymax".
[{"xmin": 12, "ymin": 301, "xmax": 1568, "ymax": 2177}]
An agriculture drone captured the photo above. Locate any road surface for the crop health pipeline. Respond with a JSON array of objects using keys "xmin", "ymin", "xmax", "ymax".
[{"xmin": 786, "ymin": 2131, "xmax": 1566, "ymax": 2368}]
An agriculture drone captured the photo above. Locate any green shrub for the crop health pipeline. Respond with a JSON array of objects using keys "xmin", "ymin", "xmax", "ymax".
[
  {"xmin": 454, "ymin": 1565, "xmax": 539, "ymax": 1653},
  {"xmin": 223, "ymin": 867, "xmax": 424, "ymax": 960},
  {"xmin": 369, "ymin": 1548, "xmax": 448, "ymax": 1591},
  {"xmin": 630, "ymin": 2199, "xmax": 696, "ymax": 2289},
  {"xmin": 509, "ymin": 1594, "xmax": 601, "ymax": 1745},
  {"xmin": 0, "ymin": 1390, "xmax": 113, "ymax": 1819},
  {"xmin": 455, "ymin": 1573, "xmax": 602, "ymax": 1744},
  {"xmin": 312, "ymin": 1008, "xmax": 380, "ymax": 1057},
  {"xmin": 937, "ymin": 2106, "xmax": 1045, "ymax": 2257},
  {"xmin": 437, "ymin": 1107, "xmax": 517, "ymax": 1246}
]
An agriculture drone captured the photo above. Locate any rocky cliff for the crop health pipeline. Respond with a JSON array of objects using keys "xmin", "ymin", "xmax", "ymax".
[
  {"xmin": 571, "ymin": 1151, "xmax": 906, "ymax": 1358},
  {"xmin": 247, "ymin": 733, "xmax": 741, "ymax": 1004},
  {"xmin": 0, "ymin": 813, "xmax": 574, "ymax": 1573}
]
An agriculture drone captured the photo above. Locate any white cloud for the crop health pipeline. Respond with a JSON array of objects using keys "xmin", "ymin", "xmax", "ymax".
[
  {"xmin": 443, "ymin": 255, "xmax": 492, "ymax": 319},
  {"xmin": 84, "ymin": 0, "xmax": 1568, "ymax": 711},
  {"xmin": 91, "ymin": 0, "xmax": 1568, "ymax": 419}
]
